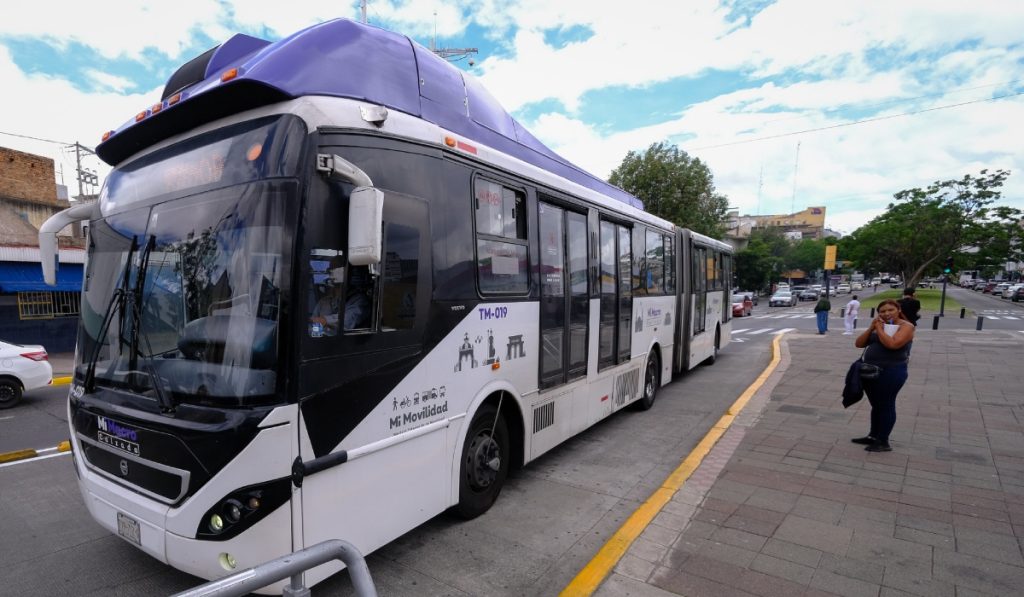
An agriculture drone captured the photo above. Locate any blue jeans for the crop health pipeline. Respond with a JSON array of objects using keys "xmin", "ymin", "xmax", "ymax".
[
  {"xmin": 816, "ymin": 311, "xmax": 828, "ymax": 333},
  {"xmin": 863, "ymin": 363, "xmax": 908, "ymax": 443}
]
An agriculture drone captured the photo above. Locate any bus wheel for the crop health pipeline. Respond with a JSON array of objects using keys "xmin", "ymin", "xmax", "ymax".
[
  {"xmin": 635, "ymin": 354, "xmax": 659, "ymax": 411},
  {"xmin": 0, "ymin": 379, "xmax": 23, "ymax": 410},
  {"xmin": 456, "ymin": 404, "xmax": 509, "ymax": 519},
  {"xmin": 703, "ymin": 330, "xmax": 720, "ymax": 366}
]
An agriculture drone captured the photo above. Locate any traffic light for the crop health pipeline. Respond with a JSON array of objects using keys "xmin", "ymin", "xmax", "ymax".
[{"xmin": 943, "ymin": 256, "xmax": 954, "ymax": 274}]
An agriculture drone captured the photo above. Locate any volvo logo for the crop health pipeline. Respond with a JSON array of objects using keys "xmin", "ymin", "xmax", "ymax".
[{"xmin": 119, "ymin": 459, "xmax": 129, "ymax": 476}]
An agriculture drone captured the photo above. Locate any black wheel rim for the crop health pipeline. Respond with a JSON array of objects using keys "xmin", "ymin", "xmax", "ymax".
[
  {"xmin": 0, "ymin": 385, "xmax": 14, "ymax": 403},
  {"xmin": 645, "ymin": 361, "xmax": 656, "ymax": 399},
  {"xmin": 465, "ymin": 430, "xmax": 500, "ymax": 491}
]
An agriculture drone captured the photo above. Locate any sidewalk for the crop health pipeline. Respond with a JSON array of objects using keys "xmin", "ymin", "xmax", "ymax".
[
  {"xmin": 49, "ymin": 352, "xmax": 75, "ymax": 378},
  {"xmin": 601, "ymin": 328, "xmax": 1024, "ymax": 597}
]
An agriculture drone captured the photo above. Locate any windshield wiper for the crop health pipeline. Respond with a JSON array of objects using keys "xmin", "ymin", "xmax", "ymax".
[
  {"xmin": 84, "ymin": 236, "xmax": 137, "ymax": 393},
  {"xmin": 128, "ymin": 235, "xmax": 176, "ymax": 413}
]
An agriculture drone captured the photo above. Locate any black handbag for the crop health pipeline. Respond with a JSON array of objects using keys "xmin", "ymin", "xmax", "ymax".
[
  {"xmin": 842, "ymin": 359, "xmax": 864, "ymax": 407},
  {"xmin": 859, "ymin": 361, "xmax": 882, "ymax": 380}
]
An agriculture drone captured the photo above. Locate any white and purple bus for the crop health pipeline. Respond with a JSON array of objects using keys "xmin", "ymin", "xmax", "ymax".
[{"xmin": 41, "ymin": 18, "xmax": 732, "ymax": 593}]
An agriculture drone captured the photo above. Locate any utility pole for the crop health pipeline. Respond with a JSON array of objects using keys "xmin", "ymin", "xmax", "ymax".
[
  {"xmin": 791, "ymin": 141, "xmax": 800, "ymax": 214},
  {"xmin": 360, "ymin": 0, "xmax": 367, "ymax": 24},
  {"xmin": 430, "ymin": 11, "xmax": 478, "ymax": 64},
  {"xmin": 70, "ymin": 142, "xmax": 98, "ymax": 200}
]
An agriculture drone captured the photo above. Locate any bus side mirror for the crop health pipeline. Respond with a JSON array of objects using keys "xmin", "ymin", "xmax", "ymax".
[{"xmin": 348, "ymin": 187, "xmax": 384, "ymax": 266}]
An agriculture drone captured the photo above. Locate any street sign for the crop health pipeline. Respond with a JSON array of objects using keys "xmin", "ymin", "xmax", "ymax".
[{"xmin": 824, "ymin": 245, "xmax": 837, "ymax": 270}]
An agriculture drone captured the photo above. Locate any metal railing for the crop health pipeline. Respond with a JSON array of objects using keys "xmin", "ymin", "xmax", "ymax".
[{"xmin": 173, "ymin": 539, "xmax": 377, "ymax": 597}]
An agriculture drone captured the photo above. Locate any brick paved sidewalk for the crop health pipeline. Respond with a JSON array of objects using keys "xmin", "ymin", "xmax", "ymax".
[{"xmin": 599, "ymin": 329, "xmax": 1024, "ymax": 597}]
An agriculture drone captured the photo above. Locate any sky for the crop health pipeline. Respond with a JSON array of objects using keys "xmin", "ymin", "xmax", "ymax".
[{"xmin": 1, "ymin": 0, "xmax": 1022, "ymax": 235}]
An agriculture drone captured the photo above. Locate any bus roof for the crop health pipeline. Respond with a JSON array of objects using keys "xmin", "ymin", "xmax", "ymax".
[{"xmin": 96, "ymin": 18, "xmax": 644, "ymax": 211}]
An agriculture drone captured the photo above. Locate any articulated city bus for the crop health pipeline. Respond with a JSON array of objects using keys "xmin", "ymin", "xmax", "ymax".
[{"xmin": 41, "ymin": 19, "xmax": 732, "ymax": 593}]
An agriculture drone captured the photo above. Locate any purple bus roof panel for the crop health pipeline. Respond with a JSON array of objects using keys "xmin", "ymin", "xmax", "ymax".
[
  {"xmin": 414, "ymin": 43, "xmax": 467, "ymax": 109},
  {"xmin": 464, "ymin": 74, "xmax": 517, "ymax": 139},
  {"xmin": 243, "ymin": 19, "xmax": 422, "ymax": 116},
  {"xmin": 206, "ymin": 34, "xmax": 272, "ymax": 78}
]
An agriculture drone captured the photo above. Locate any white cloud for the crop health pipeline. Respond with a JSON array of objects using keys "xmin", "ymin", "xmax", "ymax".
[
  {"xmin": 83, "ymin": 69, "xmax": 135, "ymax": 93},
  {"xmin": 0, "ymin": 0, "xmax": 227, "ymax": 60}
]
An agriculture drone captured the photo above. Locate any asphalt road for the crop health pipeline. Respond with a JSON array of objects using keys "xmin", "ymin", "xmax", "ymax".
[{"xmin": 1, "ymin": 325, "xmax": 779, "ymax": 596}]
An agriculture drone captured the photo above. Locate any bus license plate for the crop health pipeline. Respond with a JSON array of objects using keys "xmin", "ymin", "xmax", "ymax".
[{"xmin": 117, "ymin": 512, "xmax": 141, "ymax": 545}]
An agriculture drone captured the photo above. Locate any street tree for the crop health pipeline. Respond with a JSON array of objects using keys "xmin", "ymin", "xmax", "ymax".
[
  {"xmin": 608, "ymin": 142, "xmax": 729, "ymax": 238},
  {"xmin": 735, "ymin": 228, "xmax": 789, "ymax": 291},
  {"xmin": 844, "ymin": 169, "xmax": 1015, "ymax": 287}
]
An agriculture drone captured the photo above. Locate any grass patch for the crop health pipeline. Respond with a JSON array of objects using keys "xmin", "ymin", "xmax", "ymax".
[{"xmin": 855, "ymin": 289, "xmax": 962, "ymax": 313}]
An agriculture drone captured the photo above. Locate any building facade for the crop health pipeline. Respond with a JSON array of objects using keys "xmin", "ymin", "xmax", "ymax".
[
  {"xmin": 725, "ymin": 206, "xmax": 827, "ymax": 250},
  {"xmin": 0, "ymin": 146, "xmax": 86, "ymax": 351}
]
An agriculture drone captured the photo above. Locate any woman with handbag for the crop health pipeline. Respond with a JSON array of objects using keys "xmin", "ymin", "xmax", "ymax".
[{"xmin": 851, "ymin": 299, "xmax": 914, "ymax": 452}]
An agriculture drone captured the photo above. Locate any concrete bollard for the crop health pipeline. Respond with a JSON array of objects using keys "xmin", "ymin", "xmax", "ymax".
[
  {"xmin": 933, "ymin": 315, "xmax": 939, "ymax": 330},
  {"xmin": 976, "ymin": 316, "xmax": 984, "ymax": 331},
  {"xmin": 870, "ymin": 307, "xmax": 875, "ymax": 318},
  {"xmin": 960, "ymin": 307, "xmax": 966, "ymax": 319},
  {"xmin": 840, "ymin": 307, "xmax": 845, "ymax": 318}
]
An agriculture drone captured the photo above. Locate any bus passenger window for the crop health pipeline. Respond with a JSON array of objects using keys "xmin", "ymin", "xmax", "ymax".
[{"xmin": 645, "ymin": 229, "xmax": 664, "ymax": 294}]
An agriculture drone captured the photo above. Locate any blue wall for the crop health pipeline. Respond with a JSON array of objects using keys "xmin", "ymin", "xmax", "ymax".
[{"xmin": 0, "ymin": 303, "xmax": 79, "ymax": 353}]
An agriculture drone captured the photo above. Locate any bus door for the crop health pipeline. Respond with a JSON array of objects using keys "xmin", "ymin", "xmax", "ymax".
[
  {"xmin": 692, "ymin": 243, "xmax": 707, "ymax": 335},
  {"xmin": 297, "ymin": 188, "xmax": 440, "ymax": 553},
  {"xmin": 538, "ymin": 201, "xmax": 589, "ymax": 389}
]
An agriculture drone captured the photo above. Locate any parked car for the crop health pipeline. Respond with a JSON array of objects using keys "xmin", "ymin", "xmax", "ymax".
[
  {"xmin": 1011, "ymin": 286, "xmax": 1024, "ymax": 302},
  {"xmin": 836, "ymin": 283, "xmax": 851, "ymax": 294},
  {"xmin": 0, "ymin": 340, "xmax": 53, "ymax": 409},
  {"xmin": 732, "ymin": 294, "xmax": 753, "ymax": 317},
  {"xmin": 798, "ymin": 288, "xmax": 819, "ymax": 301},
  {"xmin": 769, "ymin": 290, "xmax": 797, "ymax": 307},
  {"xmin": 981, "ymin": 282, "xmax": 997, "ymax": 293},
  {"xmin": 992, "ymin": 283, "xmax": 1012, "ymax": 297}
]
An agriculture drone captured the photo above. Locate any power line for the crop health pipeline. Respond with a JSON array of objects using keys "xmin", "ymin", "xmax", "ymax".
[
  {"xmin": 0, "ymin": 129, "xmax": 72, "ymax": 146},
  {"xmin": 690, "ymin": 91, "xmax": 1024, "ymax": 151}
]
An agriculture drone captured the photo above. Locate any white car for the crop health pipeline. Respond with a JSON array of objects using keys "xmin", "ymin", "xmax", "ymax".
[
  {"xmin": 0, "ymin": 340, "xmax": 53, "ymax": 409},
  {"xmin": 769, "ymin": 291, "xmax": 797, "ymax": 307},
  {"xmin": 836, "ymin": 284, "xmax": 851, "ymax": 294},
  {"xmin": 992, "ymin": 283, "xmax": 1012, "ymax": 297}
]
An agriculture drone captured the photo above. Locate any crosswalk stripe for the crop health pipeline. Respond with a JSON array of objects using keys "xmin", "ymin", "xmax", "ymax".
[
  {"xmin": 733, "ymin": 329, "xmax": 749, "ymax": 333},
  {"xmin": 774, "ymin": 328, "xmax": 796, "ymax": 334},
  {"xmin": 987, "ymin": 316, "xmax": 999, "ymax": 320},
  {"xmin": 746, "ymin": 328, "xmax": 772, "ymax": 335},
  {"xmin": 1003, "ymin": 316, "xmax": 1020, "ymax": 320}
]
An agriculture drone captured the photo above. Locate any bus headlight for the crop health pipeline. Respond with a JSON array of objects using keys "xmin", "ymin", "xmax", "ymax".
[{"xmin": 196, "ymin": 477, "xmax": 291, "ymax": 541}]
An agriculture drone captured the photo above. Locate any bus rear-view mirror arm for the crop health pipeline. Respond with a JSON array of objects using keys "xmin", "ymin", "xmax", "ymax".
[
  {"xmin": 39, "ymin": 201, "xmax": 99, "ymax": 286},
  {"xmin": 316, "ymin": 153, "xmax": 384, "ymax": 267}
]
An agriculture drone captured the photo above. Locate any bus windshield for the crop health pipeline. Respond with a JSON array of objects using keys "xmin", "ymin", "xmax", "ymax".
[
  {"xmin": 76, "ymin": 116, "xmax": 307, "ymax": 407},
  {"xmin": 78, "ymin": 182, "xmax": 292, "ymax": 406}
]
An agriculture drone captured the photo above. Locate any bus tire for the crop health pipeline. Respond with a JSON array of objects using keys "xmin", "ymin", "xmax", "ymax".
[
  {"xmin": 703, "ymin": 329, "xmax": 720, "ymax": 366},
  {"xmin": 0, "ymin": 378, "xmax": 23, "ymax": 410},
  {"xmin": 455, "ymin": 404, "xmax": 509, "ymax": 520},
  {"xmin": 635, "ymin": 353, "xmax": 659, "ymax": 411}
]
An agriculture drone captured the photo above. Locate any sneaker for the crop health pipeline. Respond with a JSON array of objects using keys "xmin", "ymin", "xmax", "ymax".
[
  {"xmin": 865, "ymin": 442, "xmax": 892, "ymax": 452},
  {"xmin": 850, "ymin": 436, "xmax": 875, "ymax": 445}
]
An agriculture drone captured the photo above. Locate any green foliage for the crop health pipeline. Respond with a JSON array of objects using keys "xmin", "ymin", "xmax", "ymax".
[
  {"xmin": 844, "ymin": 169, "xmax": 1019, "ymax": 287},
  {"xmin": 608, "ymin": 142, "xmax": 729, "ymax": 238}
]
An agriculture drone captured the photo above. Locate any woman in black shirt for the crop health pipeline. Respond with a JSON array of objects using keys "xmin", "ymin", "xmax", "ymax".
[{"xmin": 851, "ymin": 299, "xmax": 915, "ymax": 452}]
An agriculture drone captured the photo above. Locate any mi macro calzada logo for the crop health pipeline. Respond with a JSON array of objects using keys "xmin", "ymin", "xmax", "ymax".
[{"xmin": 97, "ymin": 416, "xmax": 142, "ymax": 456}]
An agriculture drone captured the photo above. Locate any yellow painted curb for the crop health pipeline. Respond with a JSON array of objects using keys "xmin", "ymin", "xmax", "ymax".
[
  {"xmin": 52, "ymin": 376, "xmax": 72, "ymax": 386},
  {"xmin": 560, "ymin": 333, "xmax": 787, "ymax": 597},
  {"xmin": 0, "ymin": 449, "xmax": 38, "ymax": 464}
]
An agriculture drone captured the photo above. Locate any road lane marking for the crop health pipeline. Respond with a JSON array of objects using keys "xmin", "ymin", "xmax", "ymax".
[
  {"xmin": 746, "ymin": 328, "xmax": 772, "ymax": 335},
  {"xmin": 0, "ymin": 451, "xmax": 71, "ymax": 469},
  {"xmin": 560, "ymin": 333, "xmax": 787, "ymax": 597},
  {"xmin": 774, "ymin": 328, "xmax": 796, "ymax": 334}
]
